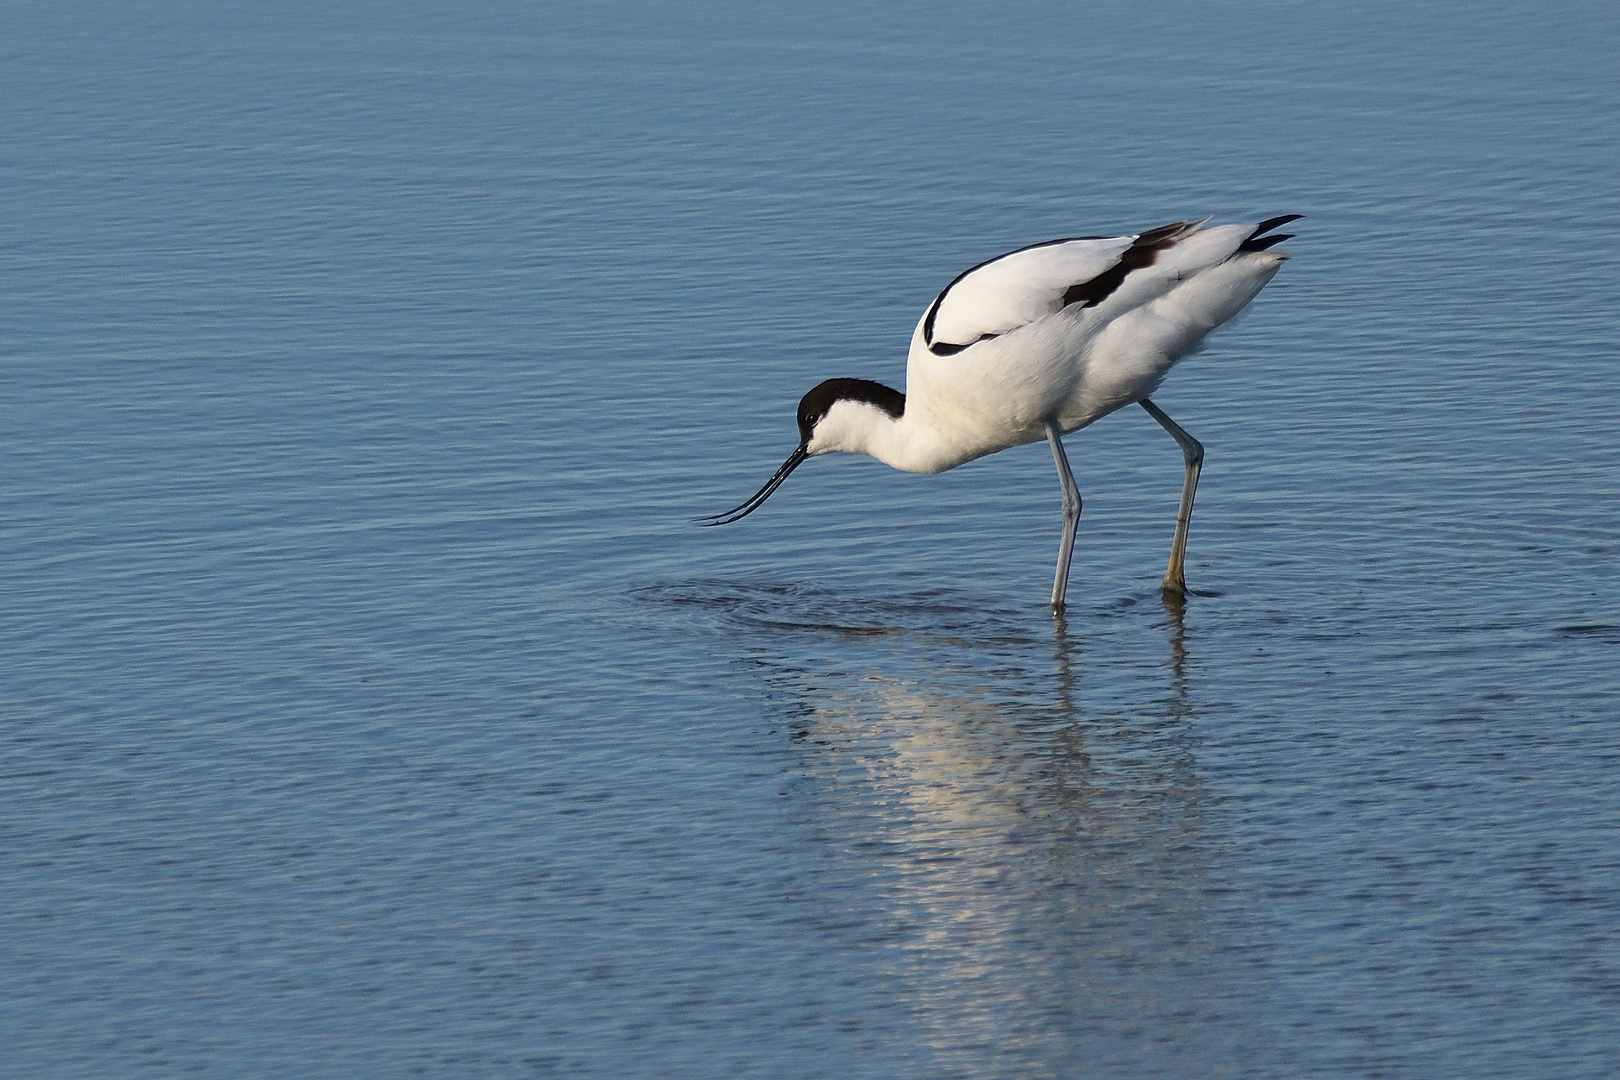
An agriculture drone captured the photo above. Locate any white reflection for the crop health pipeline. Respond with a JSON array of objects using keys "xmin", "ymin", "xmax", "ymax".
[{"xmin": 774, "ymin": 615, "xmax": 1252, "ymax": 1075}]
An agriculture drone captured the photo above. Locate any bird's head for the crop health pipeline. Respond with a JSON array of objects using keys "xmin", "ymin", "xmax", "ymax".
[
  {"xmin": 796, "ymin": 378, "xmax": 906, "ymax": 456},
  {"xmin": 699, "ymin": 378, "xmax": 905, "ymax": 526}
]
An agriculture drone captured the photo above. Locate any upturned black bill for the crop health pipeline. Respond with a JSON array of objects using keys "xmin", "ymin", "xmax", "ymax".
[{"xmin": 697, "ymin": 445, "xmax": 809, "ymax": 526}]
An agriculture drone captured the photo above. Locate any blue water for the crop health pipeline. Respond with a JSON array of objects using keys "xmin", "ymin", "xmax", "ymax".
[{"xmin": 4, "ymin": 2, "xmax": 1619, "ymax": 1076}]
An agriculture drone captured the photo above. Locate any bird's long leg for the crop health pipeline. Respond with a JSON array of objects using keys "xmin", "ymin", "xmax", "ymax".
[
  {"xmin": 1045, "ymin": 419, "xmax": 1082, "ymax": 613},
  {"xmin": 1139, "ymin": 398, "xmax": 1204, "ymax": 596}
]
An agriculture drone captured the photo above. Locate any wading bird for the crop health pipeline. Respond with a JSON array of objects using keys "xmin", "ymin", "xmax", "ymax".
[{"xmin": 701, "ymin": 216, "xmax": 1298, "ymax": 612}]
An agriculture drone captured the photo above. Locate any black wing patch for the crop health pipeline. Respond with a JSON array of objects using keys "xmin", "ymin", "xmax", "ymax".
[
  {"xmin": 921, "ymin": 217, "xmax": 1296, "ymax": 358},
  {"xmin": 922, "ymin": 235, "xmax": 1104, "ymax": 355},
  {"xmin": 923, "ymin": 224, "xmax": 1190, "ymax": 357},
  {"xmin": 1059, "ymin": 220, "xmax": 1187, "ymax": 309}
]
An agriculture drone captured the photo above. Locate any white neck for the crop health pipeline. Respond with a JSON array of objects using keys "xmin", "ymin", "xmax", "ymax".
[{"xmin": 807, "ymin": 399, "xmax": 954, "ymax": 474}]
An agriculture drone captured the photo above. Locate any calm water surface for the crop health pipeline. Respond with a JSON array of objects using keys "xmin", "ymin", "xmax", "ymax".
[{"xmin": 3, "ymin": 2, "xmax": 1619, "ymax": 1077}]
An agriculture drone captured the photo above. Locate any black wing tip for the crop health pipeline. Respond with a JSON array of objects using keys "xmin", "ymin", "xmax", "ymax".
[
  {"xmin": 1240, "ymin": 232, "xmax": 1294, "ymax": 252},
  {"xmin": 1255, "ymin": 214, "xmax": 1304, "ymax": 234},
  {"xmin": 1239, "ymin": 215, "xmax": 1302, "ymax": 253}
]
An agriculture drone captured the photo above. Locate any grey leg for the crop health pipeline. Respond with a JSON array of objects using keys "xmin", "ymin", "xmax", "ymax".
[
  {"xmin": 1139, "ymin": 399, "xmax": 1203, "ymax": 596},
  {"xmin": 1045, "ymin": 419, "xmax": 1082, "ymax": 613}
]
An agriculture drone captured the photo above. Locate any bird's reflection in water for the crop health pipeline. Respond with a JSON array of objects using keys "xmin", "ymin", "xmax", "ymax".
[
  {"xmin": 773, "ymin": 598, "xmax": 1252, "ymax": 1076},
  {"xmin": 1159, "ymin": 587, "xmax": 1193, "ymax": 704}
]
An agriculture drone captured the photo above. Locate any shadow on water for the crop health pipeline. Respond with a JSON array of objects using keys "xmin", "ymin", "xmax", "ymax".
[
  {"xmin": 635, "ymin": 580, "xmax": 1265, "ymax": 1073},
  {"xmin": 634, "ymin": 578, "xmax": 1042, "ymax": 646}
]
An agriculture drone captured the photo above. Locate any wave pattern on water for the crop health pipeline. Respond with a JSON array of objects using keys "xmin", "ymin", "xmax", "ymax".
[{"xmin": 3, "ymin": 1, "xmax": 1619, "ymax": 1077}]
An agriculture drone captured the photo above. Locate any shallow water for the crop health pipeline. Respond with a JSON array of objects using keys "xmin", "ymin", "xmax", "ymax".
[{"xmin": 3, "ymin": 2, "xmax": 1619, "ymax": 1076}]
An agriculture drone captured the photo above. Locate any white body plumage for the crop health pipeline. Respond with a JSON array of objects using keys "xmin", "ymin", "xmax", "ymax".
[{"xmin": 818, "ymin": 220, "xmax": 1288, "ymax": 474}]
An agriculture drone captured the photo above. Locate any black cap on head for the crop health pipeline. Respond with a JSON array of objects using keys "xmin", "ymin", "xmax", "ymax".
[{"xmin": 796, "ymin": 378, "xmax": 905, "ymax": 445}]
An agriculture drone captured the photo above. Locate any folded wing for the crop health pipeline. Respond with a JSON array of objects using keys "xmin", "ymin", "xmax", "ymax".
[
  {"xmin": 922, "ymin": 217, "xmax": 1298, "ymax": 357},
  {"xmin": 923, "ymin": 233, "xmax": 1138, "ymax": 355}
]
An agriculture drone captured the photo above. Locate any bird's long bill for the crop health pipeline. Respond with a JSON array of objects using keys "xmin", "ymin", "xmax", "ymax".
[{"xmin": 698, "ymin": 445, "xmax": 809, "ymax": 526}]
